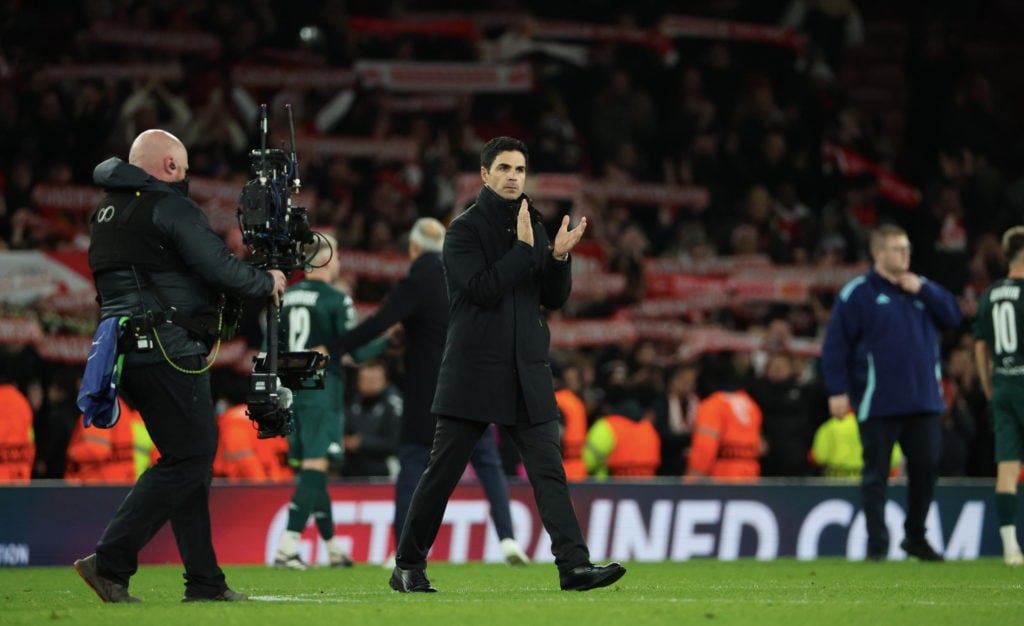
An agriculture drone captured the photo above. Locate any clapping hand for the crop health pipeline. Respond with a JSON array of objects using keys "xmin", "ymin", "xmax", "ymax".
[
  {"xmin": 552, "ymin": 215, "xmax": 588, "ymax": 260},
  {"xmin": 516, "ymin": 199, "xmax": 534, "ymax": 247}
]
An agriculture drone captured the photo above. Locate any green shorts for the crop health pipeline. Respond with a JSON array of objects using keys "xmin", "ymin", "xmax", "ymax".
[
  {"xmin": 287, "ymin": 374, "xmax": 344, "ymax": 462},
  {"xmin": 990, "ymin": 376, "xmax": 1024, "ymax": 462}
]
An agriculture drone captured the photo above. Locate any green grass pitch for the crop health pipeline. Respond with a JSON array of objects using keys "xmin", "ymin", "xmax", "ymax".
[{"xmin": 2, "ymin": 559, "xmax": 1022, "ymax": 626}]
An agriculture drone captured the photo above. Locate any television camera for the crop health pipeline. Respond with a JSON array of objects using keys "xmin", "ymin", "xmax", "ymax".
[{"xmin": 236, "ymin": 104, "xmax": 329, "ymax": 438}]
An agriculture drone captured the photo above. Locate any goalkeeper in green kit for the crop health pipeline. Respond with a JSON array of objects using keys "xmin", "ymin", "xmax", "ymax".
[{"xmin": 273, "ymin": 234, "xmax": 388, "ymax": 569}]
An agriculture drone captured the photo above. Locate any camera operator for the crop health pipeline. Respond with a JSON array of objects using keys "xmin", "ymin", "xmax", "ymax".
[{"xmin": 73, "ymin": 129, "xmax": 286, "ymax": 603}]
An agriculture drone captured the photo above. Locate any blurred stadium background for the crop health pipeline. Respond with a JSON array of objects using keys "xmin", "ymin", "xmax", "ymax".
[{"xmin": 2, "ymin": 0, "xmax": 1023, "ymax": 565}]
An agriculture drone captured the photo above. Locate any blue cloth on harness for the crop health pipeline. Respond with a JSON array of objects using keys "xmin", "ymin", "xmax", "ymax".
[{"xmin": 77, "ymin": 316, "xmax": 128, "ymax": 429}]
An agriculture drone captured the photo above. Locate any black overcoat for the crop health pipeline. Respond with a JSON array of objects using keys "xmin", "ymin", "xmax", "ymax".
[
  {"xmin": 335, "ymin": 252, "xmax": 449, "ymax": 446},
  {"xmin": 431, "ymin": 185, "xmax": 571, "ymax": 425}
]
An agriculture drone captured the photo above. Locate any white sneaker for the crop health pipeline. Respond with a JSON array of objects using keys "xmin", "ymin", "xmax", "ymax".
[
  {"xmin": 501, "ymin": 538, "xmax": 530, "ymax": 566},
  {"xmin": 274, "ymin": 552, "xmax": 309, "ymax": 570},
  {"xmin": 1005, "ymin": 550, "xmax": 1024, "ymax": 567}
]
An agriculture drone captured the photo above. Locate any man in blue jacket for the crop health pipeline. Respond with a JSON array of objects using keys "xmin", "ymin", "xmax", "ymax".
[{"xmin": 822, "ymin": 223, "xmax": 961, "ymax": 561}]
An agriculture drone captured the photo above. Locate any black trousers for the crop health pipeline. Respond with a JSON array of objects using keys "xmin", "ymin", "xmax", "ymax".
[
  {"xmin": 859, "ymin": 413, "xmax": 942, "ymax": 554},
  {"xmin": 396, "ymin": 416, "xmax": 590, "ymax": 573},
  {"xmin": 394, "ymin": 430, "xmax": 515, "ymax": 546},
  {"xmin": 95, "ymin": 357, "xmax": 226, "ymax": 596}
]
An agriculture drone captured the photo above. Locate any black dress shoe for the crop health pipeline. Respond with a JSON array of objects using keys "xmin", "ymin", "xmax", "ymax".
[
  {"xmin": 900, "ymin": 539, "xmax": 944, "ymax": 562},
  {"xmin": 182, "ymin": 588, "xmax": 248, "ymax": 602},
  {"xmin": 559, "ymin": 562, "xmax": 626, "ymax": 591},
  {"xmin": 389, "ymin": 566, "xmax": 438, "ymax": 593}
]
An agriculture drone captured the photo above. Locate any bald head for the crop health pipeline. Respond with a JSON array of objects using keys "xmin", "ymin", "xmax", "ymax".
[
  {"xmin": 128, "ymin": 129, "xmax": 188, "ymax": 182},
  {"xmin": 409, "ymin": 217, "xmax": 445, "ymax": 258}
]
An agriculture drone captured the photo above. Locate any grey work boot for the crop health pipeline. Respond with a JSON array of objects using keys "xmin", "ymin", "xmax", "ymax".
[{"xmin": 73, "ymin": 554, "xmax": 141, "ymax": 603}]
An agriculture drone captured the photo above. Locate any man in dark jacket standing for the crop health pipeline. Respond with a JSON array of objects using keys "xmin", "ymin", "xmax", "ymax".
[
  {"xmin": 334, "ymin": 217, "xmax": 530, "ymax": 566},
  {"xmin": 389, "ymin": 136, "xmax": 625, "ymax": 593},
  {"xmin": 822, "ymin": 223, "xmax": 961, "ymax": 562},
  {"xmin": 73, "ymin": 129, "xmax": 286, "ymax": 602}
]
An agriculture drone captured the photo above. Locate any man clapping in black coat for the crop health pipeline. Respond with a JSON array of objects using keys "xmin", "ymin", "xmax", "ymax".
[{"xmin": 389, "ymin": 136, "xmax": 625, "ymax": 593}]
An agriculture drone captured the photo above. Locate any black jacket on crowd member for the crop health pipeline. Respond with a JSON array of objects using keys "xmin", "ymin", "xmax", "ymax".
[
  {"xmin": 749, "ymin": 376, "xmax": 820, "ymax": 477},
  {"xmin": 334, "ymin": 252, "xmax": 448, "ymax": 447},
  {"xmin": 343, "ymin": 385, "xmax": 402, "ymax": 477},
  {"xmin": 90, "ymin": 157, "xmax": 272, "ymax": 364},
  {"xmin": 431, "ymin": 185, "xmax": 571, "ymax": 425}
]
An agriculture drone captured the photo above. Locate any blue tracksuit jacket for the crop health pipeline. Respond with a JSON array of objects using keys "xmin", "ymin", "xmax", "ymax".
[{"xmin": 820, "ymin": 269, "xmax": 962, "ymax": 421}]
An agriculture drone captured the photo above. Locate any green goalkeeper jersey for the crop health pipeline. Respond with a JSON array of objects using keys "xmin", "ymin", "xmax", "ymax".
[{"xmin": 280, "ymin": 279, "xmax": 386, "ymax": 380}]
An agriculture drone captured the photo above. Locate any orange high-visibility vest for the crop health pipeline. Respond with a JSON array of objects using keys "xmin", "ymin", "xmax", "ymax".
[
  {"xmin": 0, "ymin": 384, "xmax": 34, "ymax": 482},
  {"xmin": 256, "ymin": 429, "xmax": 293, "ymax": 482},
  {"xmin": 214, "ymin": 404, "xmax": 268, "ymax": 481},
  {"xmin": 556, "ymin": 389, "xmax": 588, "ymax": 481},
  {"xmin": 214, "ymin": 404, "xmax": 293, "ymax": 481},
  {"xmin": 66, "ymin": 398, "xmax": 141, "ymax": 483},
  {"xmin": 687, "ymin": 391, "xmax": 762, "ymax": 479},
  {"xmin": 602, "ymin": 415, "xmax": 661, "ymax": 477}
]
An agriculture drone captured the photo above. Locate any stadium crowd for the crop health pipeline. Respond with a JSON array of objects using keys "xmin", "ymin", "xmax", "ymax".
[{"xmin": 2, "ymin": 0, "xmax": 1024, "ymax": 483}]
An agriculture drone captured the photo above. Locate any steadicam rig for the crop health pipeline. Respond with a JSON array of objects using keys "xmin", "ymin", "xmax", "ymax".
[{"xmin": 237, "ymin": 104, "xmax": 327, "ymax": 439}]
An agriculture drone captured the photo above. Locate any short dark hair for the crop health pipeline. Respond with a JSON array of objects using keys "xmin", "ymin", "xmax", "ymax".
[
  {"xmin": 481, "ymin": 136, "xmax": 528, "ymax": 171},
  {"xmin": 1003, "ymin": 226, "xmax": 1024, "ymax": 265}
]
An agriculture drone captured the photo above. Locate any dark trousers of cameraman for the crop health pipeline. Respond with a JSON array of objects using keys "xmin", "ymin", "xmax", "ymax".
[{"xmin": 94, "ymin": 357, "xmax": 227, "ymax": 598}]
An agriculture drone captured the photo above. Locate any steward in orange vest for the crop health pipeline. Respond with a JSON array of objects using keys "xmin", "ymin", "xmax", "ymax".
[
  {"xmin": 582, "ymin": 400, "xmax": 660, "ymax": 478},
  {"xmin": 556, "ymin": 388, "xmax": 588, "ymax": 481},
  {"xmin": 686, "ymin": 390, "xmax": 763, "ymax": 479},
  {"xmin": 214, "ymin": 404, "xmax": 292, "ymax": 481},
  {"xmin": 0, "ymin": 383, "xmax": 34, "ymax": 482},
  {"xmin": 66, "ymin": 397, "xmax": 148, "ymax": 483}
]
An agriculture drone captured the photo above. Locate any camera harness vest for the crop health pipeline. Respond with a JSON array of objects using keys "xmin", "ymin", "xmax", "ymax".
[{"xmin": 90, "ymin": 190, "xmax": 224, "ymax": 374}]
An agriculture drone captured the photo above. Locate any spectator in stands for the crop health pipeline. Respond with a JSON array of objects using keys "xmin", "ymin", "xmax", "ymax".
[
  {"xmin": 115, "ymin": 79, "xmax": 191, "ymax": 151},
  {"xmin": 916, "ymin": 183, "xmax": 970, "ymax": 295},
  {"xmin": 31, "ymin": 367, "xmax": 80, "ymax": 479},
  {"xmin": 330, "ymin": 217, "xmax": 531, "ymax": 566},
  {"xmin": 822, "ymin": 223, "xmax": 961, "ymax": 562},
  {"xmin": 938, "ymin": 346, "xmax": 979, "ymax": 477},
  {"xmin": 342, "ymin": 361, "xmax": 401, "ymax": 478},
  {"xmin": 734, "ymin": 185, "xmax": 796, "ymax": 263},
  {"xmin": 750, "ymin": 351, "xmax": 820, "ymax": 477},
  {"xmin": 972, "ymin": 226, "xmax": 1024, "ymax": 566},
  {"xmin": 780, "ymin": 0, "xmax": 864, "ymax": 75},
  {"xmin": 273, "ymin": 233, "xmax": 388, "ymax": 571},
  {"xmin": 583, "ymin": 399, "xmax": 661, "ymax": 478},
  {"xmin": 652, "ymin": 361, "xmax": 700, "ymax": 476},
  {"xmin": 590, "ymin": 69, "xmax": 656, "ymax": 176}
]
